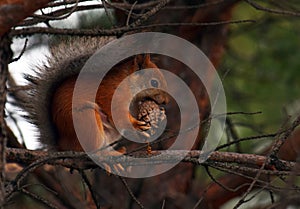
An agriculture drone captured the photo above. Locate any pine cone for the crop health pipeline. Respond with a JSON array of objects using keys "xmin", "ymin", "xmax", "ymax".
[{"xmin": 137, "ymin": 100, "xmax": 166, "ymax": 137}]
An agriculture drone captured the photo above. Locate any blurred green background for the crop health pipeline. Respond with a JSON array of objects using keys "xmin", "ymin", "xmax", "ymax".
[{"xmin": 220, "ymin": 2, "xmax": 300, "ymax": 152}]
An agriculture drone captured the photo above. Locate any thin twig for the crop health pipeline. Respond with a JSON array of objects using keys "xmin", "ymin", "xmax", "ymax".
[
  {"xmin": 20, "ymin": 188, "xmax": 58, "ymax": 209},
  {"xmin": 226, "ymin": 111, "xmax": 262, "ymax": 116},
  {"xmin": 192, "ymin": 197, "xmax": 204, "ymax": 209},
  {"xmin": 205, "ymin": 166, "xmax": 242, "ymax": 192},
  {"xmin": 11, "ymin": 19, "xmax": 255, "ymax": 37},
  {"xmin": 232, "ymin": 116, "xmax": 299, "ymax": 209},
  {"xmin": 101, "ymin": 0, "xmax": 114, "ymax": 26},
  {"xmin": 79, "ymin": 170, "xmax": 101, "ymax": 209},
  {"xmin": 216, "ymin": 132, "xmax": 280, "ymax": 150},
  {"xmin": 161, "ymin": 199, "xmax": 166, "ymax": 209},
  {"xmin": 245, "ymin": 0, "xmax": 300, "ymax": 16},
  {"xmin": 6, "ymin": 110, "xmax": 25, "ymax": 144},
  {"xmin": 126, "ymin": 1, "xmax": 138, "ymax": 26},
  {"xmin": 34, "ymin": 0, "xmax": 79, "ymax": 21},
  {"xmin": 226, "ymin": 118, "xmax": 241, "ymax": 152},
  {"xmin": 271, "ymin": 115, "xmax": 300, "ymax": 157},
  {"xmin": 10, "ymin": 38, "xmax": 28, "ymax": 63},
  {"xmin": 119, "ymin": 176, "xmax": 144, "ymax": 209}
]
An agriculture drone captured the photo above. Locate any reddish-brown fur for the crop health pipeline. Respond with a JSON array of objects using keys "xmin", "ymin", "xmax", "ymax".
[{"xmin": 51, "ymin": 55, "xmax": 168, "ymax": 152}]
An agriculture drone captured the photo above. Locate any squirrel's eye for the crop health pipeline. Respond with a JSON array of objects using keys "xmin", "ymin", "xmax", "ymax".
[{"xmin": 150, "ymin": 79, "xmax": 159, "ymax": 88}]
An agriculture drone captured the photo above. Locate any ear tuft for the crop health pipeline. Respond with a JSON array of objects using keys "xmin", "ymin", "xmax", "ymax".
[{"xmin": 134, "ymin": 54, "xmax": 151, "ymax": 70}]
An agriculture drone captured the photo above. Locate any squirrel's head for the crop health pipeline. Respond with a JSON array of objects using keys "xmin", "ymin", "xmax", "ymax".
[{"xmin": 129, "ymin": 54, "xmax": 169, "ymax": 107}]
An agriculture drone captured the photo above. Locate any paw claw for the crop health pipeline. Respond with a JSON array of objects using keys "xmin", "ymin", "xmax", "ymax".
[
  {"xmin": 139, "ymin": 125, "xmax": 151, "ymax": 131},
  {"xmin": 98, "ymin": 150, "xmax": 127, "ymax": 175},
  {"xmin": 136, "ymin": 120, "xmax": 147, "ymax": 125},
  {"xmin": 129, "ymin": 113, "xmax": 151, "ymax": 131},
  {"xmin": 151, "ymin": 123, "xmax": 158, "ymax": 129},
  {"xmin": 139, "ymin": 131, "xmax": 150, "ymax": 138}
]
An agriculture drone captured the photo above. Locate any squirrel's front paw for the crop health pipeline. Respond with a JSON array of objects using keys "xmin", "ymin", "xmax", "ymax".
[
  {"xmin": 96, "ymin": 149, "xmax": 128, "ymax": 175},
  {"xmin": 129, "ymin": 113, "xmax": 151, "ymax": 132}
]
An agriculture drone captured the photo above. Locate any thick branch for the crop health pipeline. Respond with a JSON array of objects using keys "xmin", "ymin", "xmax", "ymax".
[
  {"xmin": 6, "ymin": 148, "xmax": 295, "ymax": 171},
  {"xmin": 0, "ymin": 0, "xmax": 51, "ymax": 36}
]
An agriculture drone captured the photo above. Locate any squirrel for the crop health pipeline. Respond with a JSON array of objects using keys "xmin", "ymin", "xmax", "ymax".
[{"xmin": 23, "ymin": 36, "xmax": 169, "ymax": 152}]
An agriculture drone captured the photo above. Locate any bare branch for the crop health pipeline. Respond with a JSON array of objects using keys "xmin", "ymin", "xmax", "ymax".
[
  {"xmin": 5, "ymin": 148, "xmax": 296, "ymax": 172},
  {"xmin": 0, "ymin": 33, "xmax": 13, "ymax": 207},
  {"xmin": 119, "ymin": 176, "xmax": 145, "ymax": 209},
  {"xmin": 79, "ymin": 170, "xmax": 101, "ymax": 209},
  {"xmin": 0, "ymin": 0, "xmax": 51, "ymax": 36},
  {"xmin": 11, "ymin": 19, "xmax": 255, "ymax": 37},
  {"xmin": 245, "ymin": 0, "xmax": 300, "ymax": 16},
  {"xmin": 232, "ymin": 115, "xmax": 300, "ymax": 208},
  {"xmin": 20, "ymin": 187, "xmax": 58, "ymax": 209}
]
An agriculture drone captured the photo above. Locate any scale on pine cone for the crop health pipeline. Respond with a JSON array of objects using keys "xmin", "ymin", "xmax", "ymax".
[{"xmin": 137, "ymin": 100, "xmax": 166, "ymax": 140}]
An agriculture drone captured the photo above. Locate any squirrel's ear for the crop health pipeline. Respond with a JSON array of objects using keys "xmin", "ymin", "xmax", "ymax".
[
  {"xmin": 143, "ymin": 54, "xmax": 151, "ymax": 64},
  {"xmin": 133, "ymin": 54, "xmax": 151, "ymax": 70}
]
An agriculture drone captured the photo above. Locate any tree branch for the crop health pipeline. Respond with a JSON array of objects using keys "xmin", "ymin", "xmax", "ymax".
[
  {"xmin": 0, "ymin": 0, "xmax": 51, "ymax": 36},
  {"xmin": 0, "ymin": 34, "xmax": 13, "ymax": 207},
  {"xmin": 6, "ymin": 148, "xmax": 295, "ymax": 172}
]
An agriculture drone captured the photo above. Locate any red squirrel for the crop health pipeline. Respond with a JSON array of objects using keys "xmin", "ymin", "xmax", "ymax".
[{"xmin": 24, "ymin": 37, "xmax": 169, "ymax": 152}]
